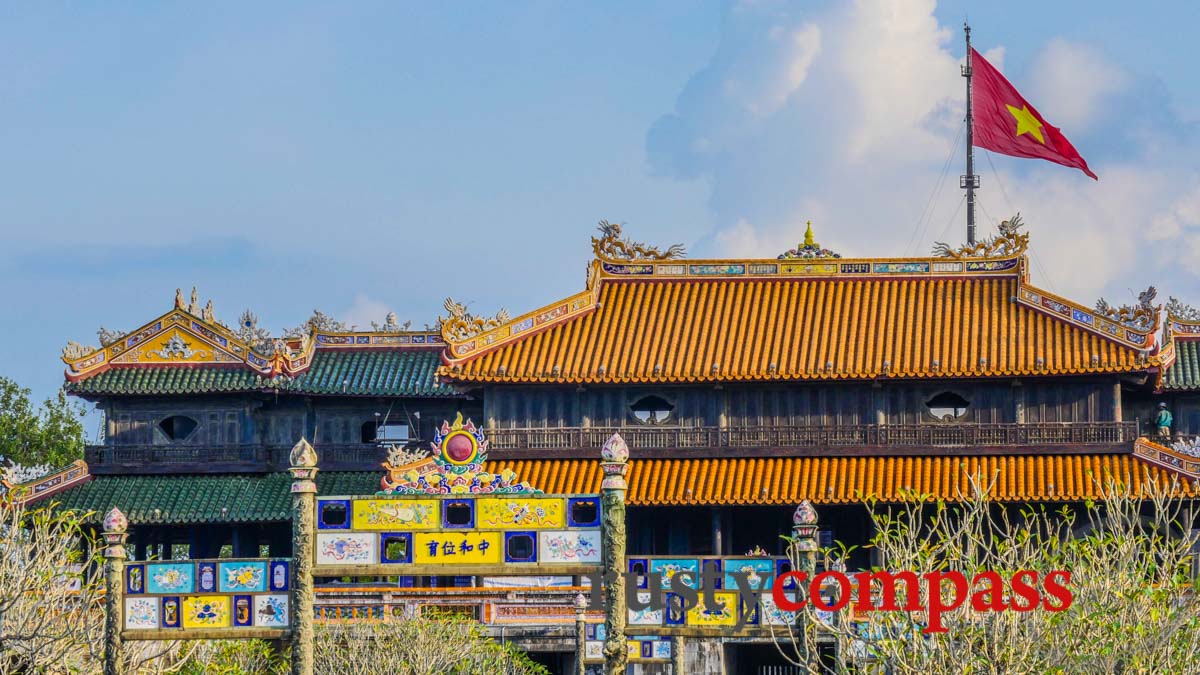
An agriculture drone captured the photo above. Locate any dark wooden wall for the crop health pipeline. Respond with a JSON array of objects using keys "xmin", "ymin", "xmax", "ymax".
[
  {"xmin": 102, "ymin": 396, "xmax": 479, "ymax": 447},
  {"xmin": 484, "ymin": 378, "xmax": 1121, "ymax": 429}
]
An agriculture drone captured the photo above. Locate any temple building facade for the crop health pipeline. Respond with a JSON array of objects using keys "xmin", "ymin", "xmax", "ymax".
[{"xmin": 9, "ymin": 220, "xmax": 1200, "ymax": 674}]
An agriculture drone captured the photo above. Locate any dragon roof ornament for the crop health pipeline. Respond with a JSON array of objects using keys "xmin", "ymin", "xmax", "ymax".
[
  {"xmin": 1095, "ymin": 286, "xmax": 1160, "ymax": 333},
  {"xmin": 373, "ymin": 312, "xmax": 411, "ymax": 332},
  {"xmin": 592, "ymin": 221, "xmax": 685, "ymax": 261},
  {"xmin": 933, "ymin": 214, "xmax": 1030, "ymax": 259},
  {"xmin": 778, "ymin": 221, "xmax": 841, "ymax": 260},
  {"xmin": 284, "ymin": 310, "xmax": 348, "ymax": 338},
  {"xmin": 97, "ymin": 326, "xmax": 127, "ymax": 347},
  {"xmin": 1167, "ymin": 297, "xmax": 1200, "ymax": 323},
  {"xmin": 62, "ymin": 341, "xmax": 96, "ymax": 361},
  {"xmin": 439, "ymin": 298, "xmax": 511, "ymax": 342}
]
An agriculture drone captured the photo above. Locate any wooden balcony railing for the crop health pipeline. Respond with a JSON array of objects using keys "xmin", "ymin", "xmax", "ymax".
[
  {"xmin": 84, "ymin": 422, "xmax": 1138, "ymax": 473},
  {"xmin": 485, "ymin": 421, "xmax": 1139, "ymax": 452},
  {"xmin": 85, "ymin": 443, "xmax": 391, "ymax": 474}
]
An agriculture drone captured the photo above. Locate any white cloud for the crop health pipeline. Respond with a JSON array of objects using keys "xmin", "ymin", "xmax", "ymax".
[
  {"xmin": 340, "ymin": 294, "xmax": 394, "ymax": 331},
  {"xmin": 649, "ymin": 0, "xmax": 1200, "ymax": 305},
  {"xmin": 1027, "ymin": 38, "xmax": 1130, "ymax": 133}
]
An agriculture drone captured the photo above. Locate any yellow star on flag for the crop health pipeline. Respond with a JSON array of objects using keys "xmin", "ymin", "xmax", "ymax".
[{"xmin": 1006, "ymin": 104, "xmax": 1045, "ymax": 144}]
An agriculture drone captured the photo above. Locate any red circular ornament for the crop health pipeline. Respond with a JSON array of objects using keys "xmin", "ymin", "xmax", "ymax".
[{"xmin": 443, "ymin": 432, "xmax": 477, "ymax": 464}]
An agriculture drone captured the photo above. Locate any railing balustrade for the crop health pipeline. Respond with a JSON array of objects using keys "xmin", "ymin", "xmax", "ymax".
[
  {"xmin": 84, "ymin": 422, "xmax": 1138, "ymax": 472},
  {"xmin": 485, "ymin": 421, "xmax": 1138, "ymax": 451}
]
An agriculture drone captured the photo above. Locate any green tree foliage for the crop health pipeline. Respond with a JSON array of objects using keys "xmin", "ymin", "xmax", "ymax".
[{"xmin": 0, "ymin": 375, "xmax": 86, "ymax": 468}]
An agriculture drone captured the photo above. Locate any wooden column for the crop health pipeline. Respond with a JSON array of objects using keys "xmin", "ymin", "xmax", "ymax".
[
  {"xmin": 672, "ymin": 635, "xmax": 686, "ymax": 674},
  {"xmin": 574, "ymin": 592, "xmax": 588, "ymax": 675},
  {"xmin": 102, "ymin": 507, "xmax": 129, "ymax": 675},
  {"xmin": 288, "ymin": 439, "xmax": 319, "ymax": 675},
  {"xmin": 600, "ymin": 433, "xmax": 629, "ymax": 675}
]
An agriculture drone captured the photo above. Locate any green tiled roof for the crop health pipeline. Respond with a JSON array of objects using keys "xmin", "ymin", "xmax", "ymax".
[
  {"xmin": 65, "ymin": 349, "xmax": 458, "ymax": 398},
  {"xmin": 292, "ymin": 348, "xmax": 451, "ymax": 397},
  {"xmin": 66, "ymin": 367, "xmax": 264, "ymax": 396},
  {"xmin": 1164, "ymin": 340, "xmax": 1200, "ymax": 391},
  {"xmin": 44, "ymin": 472, "xmax": 380, "ymax": 524}
]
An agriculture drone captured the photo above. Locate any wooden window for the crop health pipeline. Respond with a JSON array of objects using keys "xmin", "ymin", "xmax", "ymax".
[
  {"xmin": 925, "ymin": 392, "xmax": 970, "ymax": 421},
  {"xmin": 630, "ymin": 395, "xmax": 674, "ymax": 425},
  {"xmin": 158, "ymin": 415, "xmax": 199, "ymax": 442}
]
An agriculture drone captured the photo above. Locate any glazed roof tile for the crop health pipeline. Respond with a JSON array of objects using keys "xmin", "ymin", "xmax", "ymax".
[
  {"xmin": 1161, "ymin": 339, "xmax": 1200, "ymax": 391},
  {"xmin": 34, "ymin": 453, "xmax": 1186, "ymax": 518},
  {"xmin": 65, "ymin": 349, "xmax": 457, "ymax": 398},
  {"xmin": 492, "ymin": 455, "xmax": 1193, "ymax": 504},
  {"xmin": 41, "ymin": 471, "xmax": 380, "ymax": 524},
  {"xmin": 445, "ymin": 276, "xmax": 1147, "ymax": 384}
]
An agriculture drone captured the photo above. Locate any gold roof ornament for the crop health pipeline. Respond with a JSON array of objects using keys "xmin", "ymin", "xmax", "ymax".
[
  {"xmin": 591, "ymin": 221, "xmax": 685, "ymax": 261},
  {"xmin": 778, "ymin": 221, "xmax": 841, "ymax": 259},
  {"xmin": 1095, "ymin": 286, "xmax": 1161, "ymax": 332},
  {"xmin": 438, "ymin": 298, "xmax": 511, "ymax": 341},
  {"xmin": 933, "ymin": 213, "xmax": 1030, "ymax": 259}
]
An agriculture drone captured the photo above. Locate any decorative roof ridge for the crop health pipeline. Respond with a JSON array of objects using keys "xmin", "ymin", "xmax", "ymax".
[
  {"xmin": 589, "ymin": 217, "xmax": 1029, "ymax": 279},
  {"xmin": 3, "ymin": 460, "xmax": 91, "ymax": 507},
  {"xmin": 1166, "ymin": 296, "xmax": 1200, "ymax": 342},
  {"xmin": 1133, "ymin": 436, "xmax": 1200, "ymax": 483},
  {"xmin": 594, "ymin": 250, "xmax": 1025, "ymax": 281},
  {"xmin": 311, "ymin": 330, "xmax": 445, "ymax": 349},
  {"xmin": 439, "ymin": 261, "xmax": 604, "ymax": 368},
  {"xmin": 1015, "ymin": 281, "xmax": 1160, "ymax": 356},
  {"xmin": 63, "ymin": 304, "xmax": 276, "ymax": 383},
  {"xmin": 591, "ymin": 220, "xmax": 686, "ymax": 263}
]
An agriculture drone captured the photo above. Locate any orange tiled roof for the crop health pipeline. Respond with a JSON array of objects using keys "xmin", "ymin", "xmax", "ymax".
[
  {"xmin": 484, "ymin": 454, "xmax": 1194, "ymax": 505},
  {"xmin": 450, "ymin": 276, "xmax": 1146, "ymax": 384}
]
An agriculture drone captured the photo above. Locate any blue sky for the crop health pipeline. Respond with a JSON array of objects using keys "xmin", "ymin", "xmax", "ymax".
[{"xmin": 2, "ymin": 1, "xmax": 1198, "ymax": 432}]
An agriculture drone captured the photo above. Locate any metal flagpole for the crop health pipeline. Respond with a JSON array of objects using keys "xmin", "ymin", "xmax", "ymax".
[{"xmin": 961, "ymin": 22, "xmax": 979, "ymax": 245}]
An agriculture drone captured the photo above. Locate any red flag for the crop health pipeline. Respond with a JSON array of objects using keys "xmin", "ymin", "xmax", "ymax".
[{"xmin": 970, "ymin": 47, "xmax": 1097, "ymax": 180}]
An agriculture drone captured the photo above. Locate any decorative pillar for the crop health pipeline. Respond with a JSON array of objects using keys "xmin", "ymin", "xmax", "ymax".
[
  {"xmin": 600, "ymin": 433, "xmax": 629, "ymax": 675},
  {"xmin": 288, "ymin": 439, "xmax": 319, "ymax": 675},
  {"xmin": 102, "ymin": 507, "xmax": 129, "ymax": 675},
  {"xmin": 672, "ymin": 635, "xmax": 686, "ymax": 674},
  {"xmin": 791, "ymin": 500, "xmax": 820, "ymax": 670},
  {"xmin": 574, "ymin": 592, "xmax": 588, "ymax": 675}
]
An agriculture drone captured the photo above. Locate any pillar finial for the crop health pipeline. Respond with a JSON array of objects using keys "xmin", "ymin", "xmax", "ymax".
[
  {"xmin": 600, "ymin": 433, "xmax": 629, "ymax": 491},
  {"xmin": 290, "ymin": 438, "xmax": 318, "ymax": 468},
  {"xmin": 803, "ymin": 220, "xmax": 815, "ymax": 246},
  {"xmin": 103, "ymin": 506, "xmax": 128, "ymax": 534},
  {"xmin": 793, "ymin": 499, "xmax": 817, "ymax": 527}
]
